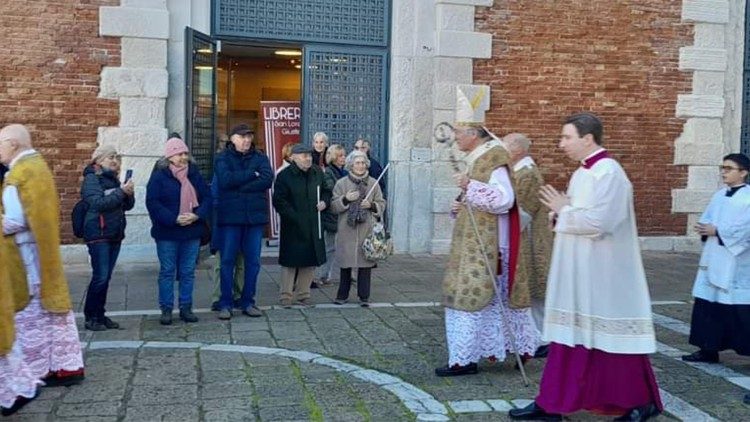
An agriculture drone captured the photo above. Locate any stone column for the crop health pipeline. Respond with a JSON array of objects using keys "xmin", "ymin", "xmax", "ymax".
[
  {"xmin": 99, "ymin": 0, "xmax": 170, "ymax": 256},
  {"xmin": 388, "ymin": 0, "xmax": 493, "ymax": 254},
  {"xmin": 670, "ymin": 0, "xmax": 742, "ymax": 252}
]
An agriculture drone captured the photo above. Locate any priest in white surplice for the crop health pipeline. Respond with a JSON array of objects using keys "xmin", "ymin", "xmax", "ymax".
[
  {"xmin": 682, "ymin": 153, "xmax": 750, "ymax": 365},
  {"xmin": 510, "ymin": 113, "xmax": 662, "ymax": 421},
  {"xmin": 436, "ymin": 86, "xmax": 540, "ymax": 377}
]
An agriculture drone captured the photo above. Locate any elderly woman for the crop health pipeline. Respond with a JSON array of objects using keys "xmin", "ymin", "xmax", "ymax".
[
  {"xmin": 314, "ymin": 144, "xmax": 348, "ymax": 287},
  {"xmin": 80, "ymin": 145, "xmax": 135, "ymax": 331},
  {"xmin": 275, "ymin": 142, "xmax": 297, "ymax": 176},
  {"xmin": 146, "ymin": 137, "xmax": 211, "ymax": 325},
  {"xmin": 330, "ymin": 150, "xmax": 386, "ymax": 306},
  {"xmin": 312, "ymin": 131, "xmax": 328, "ymax": 169}
]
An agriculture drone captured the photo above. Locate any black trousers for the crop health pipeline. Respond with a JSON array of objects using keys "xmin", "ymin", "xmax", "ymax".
[
  {"xmin": 689, "ymin": 298, "xmax": 750, "ymax": 355},
  {"xmin": 336, "ymin": 267, "xmax": 371, "ymax": 301}
]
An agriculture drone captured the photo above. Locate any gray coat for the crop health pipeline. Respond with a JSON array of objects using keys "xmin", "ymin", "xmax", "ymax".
[{"xmin": 330, "ymin": 175, "xmax": 386, "ymax": 269}]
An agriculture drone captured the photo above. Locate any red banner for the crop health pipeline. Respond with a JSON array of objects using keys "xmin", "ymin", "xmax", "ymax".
[{"xmin": 262, "ymin": 101, "xmax": 301, "ymax": 239}]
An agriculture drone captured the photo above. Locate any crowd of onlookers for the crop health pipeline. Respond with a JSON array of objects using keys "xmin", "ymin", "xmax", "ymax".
[{"xmin": 78, "ymin": 124, "xmax": 387, "ymax": 330}]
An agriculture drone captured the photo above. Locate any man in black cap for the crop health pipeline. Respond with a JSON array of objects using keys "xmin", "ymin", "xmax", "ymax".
[
  {"xmin": 272, "ymin": 144, "xmax": 328, "ymax": 307},
  {"xmin": 213, "ymin": 123, "xmax": 273, "ymax": 320}
]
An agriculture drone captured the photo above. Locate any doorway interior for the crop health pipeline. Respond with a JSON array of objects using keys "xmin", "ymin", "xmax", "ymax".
[{"xmin": 216, "ymin": 43, "xmax": 302, "ymax": 154}]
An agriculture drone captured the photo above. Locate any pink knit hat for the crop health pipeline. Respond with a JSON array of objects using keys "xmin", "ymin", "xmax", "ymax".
[{"xmin": 165, "ymin": 137, "xmax": 189, "ymax": 158}]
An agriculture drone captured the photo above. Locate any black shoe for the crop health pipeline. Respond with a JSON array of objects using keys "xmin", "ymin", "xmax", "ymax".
[
  {"xmin": 681, "ymin": 349, "xmax": 719, "ymax": 363},
  {"xmin": 0, "ymin": 389, "xmax": 39, "ymax": 416},
  {"xmin": 613, "ymin": 403, "xmax": 661, "ymax": 421},
  {"xmin": 102, "ymin": 317, "xmax": 120, "ymax": 329},
  {"xmin": 744, "ymin": 393, "xmax": 750, "ymax": 405},
  {"xmin": 310, "ymin": 281, "xmax": 320, "ymax": 289},
  {"xmin": 42, "ymin": 370, "xmax": 85, "ymax": 387},
  {"xmin": 360, "ymin": 298, "xmax": 370, "ymax": 307},
  {"xmin": 84, "ymin": 319, "xmax": 107, "ymax": 332},
  {"xmin": 210, "ymin": 301, "xmax": 221, "ymax": 312},
  {"xmin": 434, "ymin": 362, "xmax": 478, "ymax": 377},
  {"xmin": 179, "ymin": 307, "xmax": 199, "ymax": 323},
  {"xmin": 508, "ymin": 402, "xmax": 562, "ymax": 421},
  {"xmin": 534, "ymin": 344, "xmax": 549, "ymax": 358},
  {"xmin": 160, "ymin": 309, "xmax": 173, "ymax": 325}
]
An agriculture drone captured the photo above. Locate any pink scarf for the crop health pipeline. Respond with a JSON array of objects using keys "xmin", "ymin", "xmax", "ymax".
[{"xmin": 170, "ymin": 164, "xmax": 199, "ymax": 214}]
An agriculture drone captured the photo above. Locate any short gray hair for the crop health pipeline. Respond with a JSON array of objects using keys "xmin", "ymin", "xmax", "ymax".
[
  {"xmin": 503, "ymin": 133, "xmax": 531, "ymax": 151},
  {"xmin": 345, "ymin": 150, "xmax": 370, "ymax": 171},
  {"xmin": 326, "ymin": 144, "xmax": 345, "ymax": 165},
  {"xmin": 313, "ymin": 131, "xmax": 328, "ymax": 145}
]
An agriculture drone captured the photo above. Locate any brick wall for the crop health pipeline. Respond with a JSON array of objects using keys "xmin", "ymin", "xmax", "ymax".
[
  {"xmin": 0, "ymin": 0, "xmax": 120, "ymax": 243},
  {"xmin": 475, "ymin": 0, "xmax": 693, "ymax": 235}
]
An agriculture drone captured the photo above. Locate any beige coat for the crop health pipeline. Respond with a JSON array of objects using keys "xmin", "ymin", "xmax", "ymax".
[
  {"xmin": 509, "ymin": 159, "xmax": 553, "ymax": 307},
  {"xmin": 330, "ymin": 175, "xmax": 386, "ymax": 269}
]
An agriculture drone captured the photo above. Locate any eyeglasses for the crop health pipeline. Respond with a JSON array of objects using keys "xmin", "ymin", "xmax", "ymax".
[{"xmin": 720, "ymin": 166, "xmax": 742, "ymax": 172}]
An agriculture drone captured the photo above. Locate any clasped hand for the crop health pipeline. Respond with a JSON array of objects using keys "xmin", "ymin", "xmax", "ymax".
[
  {"xmin": 695, "ymin": 222, "xmax": 717, "ymax": 237},
  {"xmin": 176, "ymin": 213, "xmax": 198, "ymax": 226}
]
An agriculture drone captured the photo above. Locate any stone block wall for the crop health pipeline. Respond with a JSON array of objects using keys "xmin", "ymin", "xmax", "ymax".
[
  {"xmin": 0, "ymin": 0, "xmax": 121, "ymax": 243},
  {"xmin": 474, "ymin": 1, "xmax": 693, "ymax": 236},
  {"xmin": 99, "ymin": 0, "xmax": 170, "ymax": 249}
]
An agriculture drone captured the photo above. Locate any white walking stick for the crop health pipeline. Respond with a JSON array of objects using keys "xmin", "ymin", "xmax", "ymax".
[
  {"xmin": 434, "ymin": 122, "xmax": 530, "ymax": 386},
  {"xmin": 364, "ymin": 162, "xmax": 390, "ymax": 201},
  {"xmin": 316, "ymin": 185, "xmax": 322, "ymax": 239}
]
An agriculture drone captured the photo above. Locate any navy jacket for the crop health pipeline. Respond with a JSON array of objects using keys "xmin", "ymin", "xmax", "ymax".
[
  {"xmin": 81, "ymin": 164, "xmax": 135, "ymax": 243},
  {"xmin": 146, "ymin": 159, "xmax": 211, "ymax": 241},
  {"xmin": 214, "ymin": 144, "xmax": 273, "ymax": 226}
]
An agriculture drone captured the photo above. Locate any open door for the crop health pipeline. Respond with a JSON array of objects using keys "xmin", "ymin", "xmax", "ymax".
[{"xmin": 185, "ymin": 27, "xmax": 217, "ymax": 179}]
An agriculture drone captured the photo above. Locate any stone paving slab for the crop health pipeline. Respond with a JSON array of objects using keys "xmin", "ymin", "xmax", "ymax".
[{"xmin": 9, "ymin": 252, "xmax": 750, "ymax": 420}]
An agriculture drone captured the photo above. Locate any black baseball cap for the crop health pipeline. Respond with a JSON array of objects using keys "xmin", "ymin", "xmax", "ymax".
[{"xmin": 229, "ymin": 123, "xmax": 254, "ymax": 137}]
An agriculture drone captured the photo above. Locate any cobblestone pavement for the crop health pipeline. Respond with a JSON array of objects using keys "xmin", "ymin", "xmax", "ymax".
[{"xmin": 6, "ymin": 252, "xmax": 750, "ymax": 421}]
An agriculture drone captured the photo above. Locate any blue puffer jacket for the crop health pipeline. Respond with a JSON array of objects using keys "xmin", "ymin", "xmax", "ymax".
[
  {"xmin": 81, "ymin": 164, "xmax": 135, "ymax": 243},
  {"xmin": 146, "ymin": 158, "xmax": 212, "ymax": 241},
  {"xmin": 213, "ymin": 144, "xmax": 273, "ymax": 226}
]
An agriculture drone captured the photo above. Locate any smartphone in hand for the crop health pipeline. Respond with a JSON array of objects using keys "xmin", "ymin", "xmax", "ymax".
[{"xmin": 124, "ymin": 169, "xmax": 133, "ymax": 182}]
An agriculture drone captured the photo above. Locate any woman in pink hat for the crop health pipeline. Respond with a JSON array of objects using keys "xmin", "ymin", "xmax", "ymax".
[{"xmin": 145, "ymin": 137, "xmax": 211, "ymax": 325}]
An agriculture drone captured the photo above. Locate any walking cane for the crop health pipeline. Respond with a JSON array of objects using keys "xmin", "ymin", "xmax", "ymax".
[
  {"xmin": 316, "ymin": 185, "xmax": 322, "ymax": 239},
  {"xmin": 434, "ymin": 122, "xmax": 530, "ymax": 386}
]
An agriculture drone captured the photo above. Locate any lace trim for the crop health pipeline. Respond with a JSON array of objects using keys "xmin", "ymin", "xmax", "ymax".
[{"xmin": 546, "ymin": 309, "xmax": 654, "ymax": 336}]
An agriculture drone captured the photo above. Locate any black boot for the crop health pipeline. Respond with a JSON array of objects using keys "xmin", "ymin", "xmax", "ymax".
[
  {"xmin": 102, "ymin": 316, "xmax": 120, "ymax": 329},
  {"xmin": 744, "ymin": 393, "xmax": 750, "ymax": 405},
  {"xmin": 681, "ymin": 349, "xmax": 719, "ymax": 363},
  {"xmin": 613, "ymin": 403, "xmax": 661, "ymax": 421},
  {"xmin": 434, "ymin": 362, "xmax": 478, "ymax": 377},
  {"xmin": 179, "ymin": 306, "xmax": 199, "ymax": 323},
  {"xmin": 160, "ymin": 308, "xmax": 173, "ymax": 325},
  {"xmin": 84, "ymin": 318, "xmax": 107, "ymax": 332},
  {"xmin": 508, "ymin": 402, "xmax": 562, "ymax": 421}
]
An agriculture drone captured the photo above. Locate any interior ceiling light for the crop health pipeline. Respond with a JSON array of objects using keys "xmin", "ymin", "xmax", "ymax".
[
  {"xmin": 196, "ymin": 48, "xmax": 213, "ymax": 54},
  {"xmin": 294, "ymin": 64, "xmax": 301, "ymax": 69},
  {"xmin": 275, "ymin": 50, "xmax": 302, "ymax": 56},
  {"xmin": 194, "ymin": 65, "xmax": 213, "ymax": 70}
]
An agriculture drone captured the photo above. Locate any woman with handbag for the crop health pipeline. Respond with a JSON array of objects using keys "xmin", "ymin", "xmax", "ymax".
[
  {"xmin": 330, "ymin": 150, "xmax": 386, "ymax": 306},
  {"xmin": 146, "ymin": 137, "xmax": 211, "ymax": 325}
]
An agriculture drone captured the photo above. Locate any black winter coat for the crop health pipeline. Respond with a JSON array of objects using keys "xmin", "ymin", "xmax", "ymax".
[
  {"xmin": 214, "ymin": 145, "xmax": 274, "ymax": 226},
  {"xmin": 145, "ymin": 159, "xmax": 211, "ymax": 242},
  {"xmin": 321, "ymin": 164, "xmax": 347, "ymax": 233},
  {"xmin": 81, "ymin": 165, "xmax": 135, "ymax": 243},
  {"xmin": 272, "ymin": 163, "xmax": 328, "ymax": 267}
]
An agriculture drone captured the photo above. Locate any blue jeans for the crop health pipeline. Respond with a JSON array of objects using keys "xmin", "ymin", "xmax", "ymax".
[
  {"xmin": 219, "ymin": 224, "xmax": 263, "ymax": 310},
  {"xmin": 84, "ymin": 241, "xmax": 121, "ymax": 321},
  {"xmin": 156, "ymin": 239, "xmax": 200, "ymax": 310}
]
